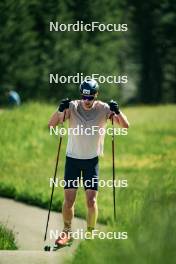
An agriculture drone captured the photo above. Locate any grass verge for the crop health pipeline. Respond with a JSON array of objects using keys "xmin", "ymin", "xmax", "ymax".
[
  {"xmin": 0, "ymin": 223, "xmax": 17, "ymax": 250},
  {"xmin": 0, "ymin": 102, "xmax": 176, "ymax": 262}
]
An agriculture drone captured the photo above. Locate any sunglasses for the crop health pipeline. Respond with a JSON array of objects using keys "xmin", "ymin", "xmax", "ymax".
[{"xmin": 82, "ymin": 95, "xmax": 95, "ymax": 101}]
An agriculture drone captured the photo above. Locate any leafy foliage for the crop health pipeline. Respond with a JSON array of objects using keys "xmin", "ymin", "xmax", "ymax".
[{"xmin": 0, "ymin": 0, "xmax": 175, "ymax": 104}]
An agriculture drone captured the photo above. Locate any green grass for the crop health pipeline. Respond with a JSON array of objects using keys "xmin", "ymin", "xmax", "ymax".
[
  {"xmin": 0, "ymin": 223, "xmax": 17, "ymax": 250},
  {"xmin": 70, "ymin": 105, "xmax": 176, "ymax": 264},
  {"xmin": 0, "ymin": 103, "xmax": 176, "ymax": 262}
]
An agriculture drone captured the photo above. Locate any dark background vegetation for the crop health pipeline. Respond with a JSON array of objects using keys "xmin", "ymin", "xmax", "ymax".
[{"xmin": 0, "ymin": 0, "xmax": 175, "ymax": 105}]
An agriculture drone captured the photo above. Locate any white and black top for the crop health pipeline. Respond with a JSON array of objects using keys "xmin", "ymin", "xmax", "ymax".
[{"xmin": 65, "ymin": 100, "xmax": 111, "ymax": 159}]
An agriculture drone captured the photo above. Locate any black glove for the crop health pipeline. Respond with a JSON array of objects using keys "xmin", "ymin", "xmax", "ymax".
[
  {"xmin": 58, "ymin": 98, "xmax": 71, "ymax": 112},
  {"xmin": 108, "ymin": 100, "xmax": 120, "ymax": 115}
]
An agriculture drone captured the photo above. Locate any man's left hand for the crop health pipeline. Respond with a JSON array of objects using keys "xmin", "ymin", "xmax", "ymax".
[{"xmin": 108, "ymin": 100, "xmax": 120, "ymax": 115}]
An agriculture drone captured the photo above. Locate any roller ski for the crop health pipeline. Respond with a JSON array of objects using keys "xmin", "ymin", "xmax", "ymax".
[{"xmin": 44, "ymin": 232, "xmax": 73, "ymax": 251}]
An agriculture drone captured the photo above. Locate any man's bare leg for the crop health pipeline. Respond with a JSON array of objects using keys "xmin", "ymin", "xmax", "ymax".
[
  {"xmin": 85, "ymin": 189, "xmax": 98, "ymax": 231},
  {"xmin": 62, "ymin": 188, "xmax": 77, "ymax": 231},
  {"xmin": 55, "ymin": 188, "xmax": 77, "ymax": 245}
]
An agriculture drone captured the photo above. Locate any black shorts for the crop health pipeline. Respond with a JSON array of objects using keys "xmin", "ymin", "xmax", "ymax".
[{"xmin": 64, "ymin": 156, "xmax": 99, "ymax": 191}]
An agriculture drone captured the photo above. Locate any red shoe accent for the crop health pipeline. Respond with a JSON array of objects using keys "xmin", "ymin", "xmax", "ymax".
[{"xmin": 55, "ymin": 232, "xmax": 71, "ymax": 246}]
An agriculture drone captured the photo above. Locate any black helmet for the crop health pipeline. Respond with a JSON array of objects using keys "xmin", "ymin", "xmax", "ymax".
[{"xmin": 80, "ymin": 79, "xmax": 99, "ymax": 95}]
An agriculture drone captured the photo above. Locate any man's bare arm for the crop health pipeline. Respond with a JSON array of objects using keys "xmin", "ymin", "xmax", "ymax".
[
  {"xmin": 108, "ymin": 100, "xmax": 130, "ymax": 128},
  {"xmin": 113, "ymin": 111, "xmax": 130, "ymax": 128},
  {"xmin": 48, "ymin": 99, "xmax": 71, "ymax": 128},
  {"xmin": 48, "ymin": 111, "xmax": 66, "ymax": 128}
]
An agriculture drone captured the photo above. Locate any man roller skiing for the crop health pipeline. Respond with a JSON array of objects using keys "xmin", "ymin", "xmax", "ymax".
[{"xmin": 48, "ymin": 79, "xmax": 129, "ymax": 246}]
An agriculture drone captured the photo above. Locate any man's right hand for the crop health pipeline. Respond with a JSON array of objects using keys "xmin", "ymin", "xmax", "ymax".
[{"xmin": 58, "ymin": 98, "xmax": 71, "ymax": 112}]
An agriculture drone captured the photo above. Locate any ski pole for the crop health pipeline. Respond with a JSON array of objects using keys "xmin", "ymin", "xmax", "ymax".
[
  {"xmin": 111, "ymin": 113, "xmax": 117, "ymax": 222},
  {"xmin": 44, "ymin": 111, "xmax": 66, "ymax": 241}
]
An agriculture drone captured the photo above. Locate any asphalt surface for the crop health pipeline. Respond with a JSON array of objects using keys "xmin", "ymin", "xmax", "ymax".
[{"xmin": 0, "ymin": 197, "xmax": 86, "ymax": 264}]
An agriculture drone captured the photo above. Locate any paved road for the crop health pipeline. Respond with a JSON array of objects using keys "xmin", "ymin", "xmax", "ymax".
[{"xmin": 0, "ymin": 197, "xmax": 86, "ymax": 264}]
